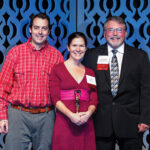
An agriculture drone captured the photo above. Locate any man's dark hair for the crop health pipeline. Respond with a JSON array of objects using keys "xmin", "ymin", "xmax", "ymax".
[
  {"xmin": 104, "ymin": 16, "xmax": 127, "ymax": 31},
  {"xmin": 29, "ymin": 13, "xmax": 51, "ymax": 30}
]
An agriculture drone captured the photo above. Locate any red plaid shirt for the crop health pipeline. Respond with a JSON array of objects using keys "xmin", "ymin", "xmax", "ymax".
[{"xmin": 0, "ymin": 37, "xmax": 64, "ymax": 119}]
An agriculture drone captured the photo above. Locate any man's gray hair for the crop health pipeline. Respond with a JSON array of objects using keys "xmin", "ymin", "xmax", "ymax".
[{"xmin": 104, "ymin": 16, "xmax": 127, "ymax": 31}]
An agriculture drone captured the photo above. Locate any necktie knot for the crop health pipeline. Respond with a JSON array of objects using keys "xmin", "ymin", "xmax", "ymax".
[{"xmin": 112, "ymin": 50, "xmax": 117, "ymax": 56}]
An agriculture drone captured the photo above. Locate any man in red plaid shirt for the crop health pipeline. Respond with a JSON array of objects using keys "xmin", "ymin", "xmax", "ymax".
[{"xmin": 0, "ymin": 13, "xmax": 64, "ymax": 150}]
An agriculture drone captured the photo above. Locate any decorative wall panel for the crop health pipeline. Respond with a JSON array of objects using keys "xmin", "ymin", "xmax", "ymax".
[
  {"xmin": 77, "ymin": 0, "xmax": 150, "ymax": 58},
  {"xmin": 0, "ymin": 0, "xmax": 76, "ymax": 70},
  {"xmin": 0, "ymin": 0, "xmax": 150, "ymax": 149}
]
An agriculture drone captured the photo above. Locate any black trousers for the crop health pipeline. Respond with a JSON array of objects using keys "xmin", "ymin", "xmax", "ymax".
[{"xmin": 96, "ymin": 133, "xmax": 143, "ymax": 150}]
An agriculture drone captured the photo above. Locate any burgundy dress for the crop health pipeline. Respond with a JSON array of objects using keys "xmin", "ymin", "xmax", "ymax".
[{"xmin": 50, "ymin": 63, "xmax": 98, "ymax": 150}]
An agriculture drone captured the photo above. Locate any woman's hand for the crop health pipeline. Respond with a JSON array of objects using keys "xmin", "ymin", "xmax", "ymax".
[
  {"xmin": 69, "ymin": 112, "xmax": 82, "ymax": 125},
  {"xmin": 56, "ymin": 101, "xmax": 82, "ymax": 125},
  {"xmin": 79, "ymin": 111, "xmax": 92, "ymax": 124},
  {"xmin": 78, "ymin": 105, "xmax": 96, "ymax": 125},
  {"xmin": 56, "ymin": 101, "xmax": 96, "ymax": 126}
]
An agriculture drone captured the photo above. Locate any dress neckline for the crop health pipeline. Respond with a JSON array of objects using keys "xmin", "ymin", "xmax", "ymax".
[{"xmin": 63, "ymin": 62, "xmax": 86, "ymax": 85}]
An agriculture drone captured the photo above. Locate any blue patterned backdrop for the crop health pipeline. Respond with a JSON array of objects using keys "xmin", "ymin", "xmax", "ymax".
[
  {"xmin": 0, "ymin": 0, "xmax": 150, "ymax": 149},
  {"xmin": 77, "ymin": 0, "xmax": 150, "ymax": 54}
]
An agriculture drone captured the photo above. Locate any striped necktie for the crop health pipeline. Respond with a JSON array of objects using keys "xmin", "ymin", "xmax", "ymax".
[{"xmin": 110, "ymin": 50, "xmax": 119, "ymax": 97}]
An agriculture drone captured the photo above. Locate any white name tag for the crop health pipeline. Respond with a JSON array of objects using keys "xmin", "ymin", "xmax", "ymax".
[
  {"xmin": 97, "ymin": 56, "xmax": 109, "ymax": 70},
  {"xmin": 97, "ymin": 56, "xmax": 109, "ymax": 64},
  {"xmin": 86, "ymin": 75, "xmax": 96, "ymax": 86}
]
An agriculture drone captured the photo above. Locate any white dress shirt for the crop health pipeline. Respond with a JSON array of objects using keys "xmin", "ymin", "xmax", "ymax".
[{"xmin": 107, "ymin": 44, "xmax": 124, "ymax": 76}]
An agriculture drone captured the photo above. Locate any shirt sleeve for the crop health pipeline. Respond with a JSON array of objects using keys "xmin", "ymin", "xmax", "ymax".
[
  {"xmin": 0, "ymin": 50, "xmax": 16, "ymax": 120},
  {"xmin": 56, "ymin": 51, "xmax": 64, "ymax": 64},
  {"xmin": 50, "ymin": 65, "xmax": 61, "ymax": 106}
]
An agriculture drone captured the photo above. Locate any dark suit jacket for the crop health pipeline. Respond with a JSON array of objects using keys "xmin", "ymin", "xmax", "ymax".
[{"xmin": 82, "ymin": 44, "xmax": 150, "ymax": 138}]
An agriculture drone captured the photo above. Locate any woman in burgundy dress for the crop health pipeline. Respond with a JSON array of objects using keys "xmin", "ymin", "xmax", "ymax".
[{"xmin": 50, "ymin": 32, "xmax": 98, "ymax": 150}]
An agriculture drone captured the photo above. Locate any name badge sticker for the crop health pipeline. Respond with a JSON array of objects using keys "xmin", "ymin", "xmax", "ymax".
[
  {"xmin": 97, "ymin": 56, "xmax": 109, "ymax": 70},
  {"xmin": 86, "ymin": 75, "xmax": 96, "ymax": 88}
]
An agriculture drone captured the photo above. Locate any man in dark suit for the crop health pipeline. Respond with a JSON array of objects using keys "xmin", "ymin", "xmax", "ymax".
[{"xmin": 82, "ymin": 16, "xmax": 150, "ymax": 150}]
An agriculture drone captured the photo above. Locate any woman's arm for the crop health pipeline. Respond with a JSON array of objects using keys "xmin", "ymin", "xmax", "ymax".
[
  {"xmin": 56, "ymin": 101, "xmax": 82, "ymax": 125},
  {"xmin": 79, "ymin": 105, "xmax": 96, "ymax": 124}
]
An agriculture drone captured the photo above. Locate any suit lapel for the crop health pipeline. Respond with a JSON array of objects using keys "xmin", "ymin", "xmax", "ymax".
[
  {"xmin": 98, "ymin": 44, "xmax": 132, "ymax": 96},
  {"xmin": 98, "ymin": 45, "xmax": 111, "ymax": 89},
  {"xmin": 118, "ymin": 44, "xmax": 130, "ymax": 90}
]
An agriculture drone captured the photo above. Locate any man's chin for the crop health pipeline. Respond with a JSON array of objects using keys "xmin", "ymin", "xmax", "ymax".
[
  {"xmin": 109, "ymin": 42, "xmax": 122, "ymax": 49},
  {"xmin": 35, "ymin": 41, "xmax": 45, "ymax": 46}
]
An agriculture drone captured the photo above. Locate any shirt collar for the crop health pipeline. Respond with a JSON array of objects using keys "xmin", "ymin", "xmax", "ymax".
[
  {"xmin": 107, "ymin": 43, "xmax": 124, "ymax": 54},
  {"xmin": 27, "ymin": 37, "xmax": 48, "ymax": 52}
]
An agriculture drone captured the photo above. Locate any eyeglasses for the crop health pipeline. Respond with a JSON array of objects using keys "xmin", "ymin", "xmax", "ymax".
[{"xmin": 105, "ymin": 28, "xmax": 125, "ymax": 33}]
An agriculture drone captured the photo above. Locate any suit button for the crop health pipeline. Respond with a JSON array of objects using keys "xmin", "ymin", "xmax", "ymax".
[{"xmin": 112, "ymin": 102, "xmax": 115, "ymax": 105}]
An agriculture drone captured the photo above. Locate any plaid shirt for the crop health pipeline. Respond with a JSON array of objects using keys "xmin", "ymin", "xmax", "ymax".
[{"xmin": 0, "ymin": 37, "xmax": 64, "ymax": 119}]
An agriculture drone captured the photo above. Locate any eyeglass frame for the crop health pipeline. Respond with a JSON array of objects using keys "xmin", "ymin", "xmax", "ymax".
[{"xmin": 104, "ymin": 28, "xmax": 126, "ymax": 33}]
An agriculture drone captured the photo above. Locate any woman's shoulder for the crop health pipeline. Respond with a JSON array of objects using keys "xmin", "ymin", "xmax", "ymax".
[
  {"xmin": 51, "ymin": 62, "xmax": 65, "ymax": 73},
  {"xmin": 53, "ymin": 62, "xmax": 64, "ymax": 69},
  {"xmin": 85, "ymin": 66, "xmax": 95, "ymax": 76}
]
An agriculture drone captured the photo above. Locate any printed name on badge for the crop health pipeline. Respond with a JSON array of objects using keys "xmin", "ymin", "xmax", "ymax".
[
  {"xmin": 97, "ymin": 56, "xmax": 109, "ymax": 70},
  {"xmin": 86, "ymin": 75, "xmax": 96, "ymax": 88}
]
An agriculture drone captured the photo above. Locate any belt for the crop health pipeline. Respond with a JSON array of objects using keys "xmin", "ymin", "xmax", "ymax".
[{"xmin": 11, "ymin": 104, "xmax": 54, "ymax": 114}]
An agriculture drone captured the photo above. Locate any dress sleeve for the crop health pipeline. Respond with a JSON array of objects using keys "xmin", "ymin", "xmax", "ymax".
[
  {"xmin": 50, "ymin": 65, "xmax": 61, "ymax": 106},
  {"xmin": 89, "ymin": 88, "xmax": 98, "ymax": 107},
  {"xmin": 87, "ymin": 68, "xmax": 99, "ymax": 107}
]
